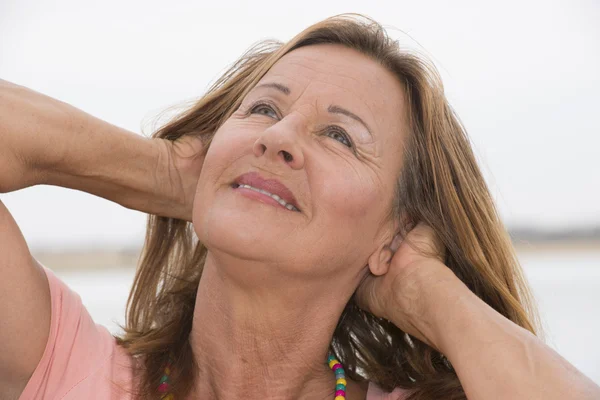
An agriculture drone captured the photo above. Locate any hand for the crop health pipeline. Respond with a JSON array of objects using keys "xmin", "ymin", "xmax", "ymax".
[
  {"xmin": 156, "ymin": 135, "xmax": 206, "ymax": 221},
  {"xmin": 355, "ymin": 222, "xmax": 459, "ymax": 349}
]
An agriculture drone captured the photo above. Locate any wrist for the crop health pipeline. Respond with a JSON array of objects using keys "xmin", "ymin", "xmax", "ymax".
[
  {"xmin": 151, "ymin": 138, "xmax": 192, "ymax": 220},
  {"xmin": 389, "ymin": 263, "xmax": 472, "ymax": 352},
  {"xmin": 423, "ymin": 277, "xmax": 475, "ymax": 354}
]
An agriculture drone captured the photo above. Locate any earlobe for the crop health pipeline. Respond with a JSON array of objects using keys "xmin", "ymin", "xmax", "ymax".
[{"xmin": 367, "ymin": 243, "xmax": 393, "ymax": 276}]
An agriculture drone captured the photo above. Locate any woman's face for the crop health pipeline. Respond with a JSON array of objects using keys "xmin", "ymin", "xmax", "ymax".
[{"xmin": 194, "ymin": 43, "xmax": 407, "ymax": 279}]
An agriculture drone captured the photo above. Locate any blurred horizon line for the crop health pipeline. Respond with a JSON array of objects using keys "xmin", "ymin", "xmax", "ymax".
[{"xmin": 27, "ymin": 224, "xmax": 600, "ymax": 253}]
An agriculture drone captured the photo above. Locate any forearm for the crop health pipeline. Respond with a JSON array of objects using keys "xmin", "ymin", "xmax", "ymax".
[
  {"xmin": 0, "ymin": 79, "xmax": 186, "ymax": 218},
  {"xmin": 413, "ymin": 278, "xmax": 600, "ymax": 399}
]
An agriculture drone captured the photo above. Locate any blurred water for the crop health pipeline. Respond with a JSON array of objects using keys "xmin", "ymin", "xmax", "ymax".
[
  {"xmin": 518, "ymin": 251, "xmax": 600, "ymax": 384},
  {"xmin": 54, "ymin": 250, "xmax": 600, "ymax": 384}
]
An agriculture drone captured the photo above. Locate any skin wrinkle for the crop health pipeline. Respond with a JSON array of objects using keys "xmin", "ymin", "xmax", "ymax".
[
  {"xmin": 247, "ymin": 88, "xmax": 376, "ymax": 153},
  {"xmin": 189, "ymin": 43, "xmax": 407, "ymax": 399},
  {"xmin": 256, "ymin": 58, "xmax": 380, "ymax": 145},
  {"xmin": 270, "ymin": 107, "xmax": 369, "ymax": 220}
]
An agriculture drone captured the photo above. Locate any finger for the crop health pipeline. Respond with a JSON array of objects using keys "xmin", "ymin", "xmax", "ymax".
[
  {"xmin": 390, "ymin": 233, "xmax": 403, "ymax": 252},
  {"xmin": 404, "ymin": 223, "xmax": 446, "ymax": 261}
]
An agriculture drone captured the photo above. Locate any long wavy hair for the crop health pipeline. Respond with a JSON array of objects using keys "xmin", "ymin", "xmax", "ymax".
[{"xmin": 114, "ymin": 14, "xmax": 541, "ymax": 400}]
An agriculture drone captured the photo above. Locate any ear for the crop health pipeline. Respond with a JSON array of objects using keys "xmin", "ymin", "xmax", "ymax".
[
  {"xmin": 367, "ymin": 215, "xmax": 408, "ymax": 276},
  {"xmin": 367, "ymin": 242, "xmax": 394, "ymax": 276},
  {"xmin": 367, "ymin": 231, "xmax": 404, "ymax": 276}
]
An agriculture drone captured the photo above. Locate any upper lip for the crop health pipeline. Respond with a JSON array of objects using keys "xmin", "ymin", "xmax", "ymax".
[{"xmin": 233, "ymin": 171, "xmax": 300, "ymax": 211}]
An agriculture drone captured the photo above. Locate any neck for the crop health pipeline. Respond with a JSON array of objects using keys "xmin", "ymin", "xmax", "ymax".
[{"xmin": 188, "ymin": 250, "xmax": 366, "ymax": 400}]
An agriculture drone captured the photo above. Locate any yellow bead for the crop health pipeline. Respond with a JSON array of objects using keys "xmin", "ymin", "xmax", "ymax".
[
  {"xmin": 165, "ymin": 367, "xmax": 171, "ymax": 375},
  {"xmin": 335, "ymin": 396, "xmax": 345, "ymax": 400},
  {"xmin": 336, "ymin": 378, "xmax": 347, "ymax": 386},
  {"xmin": 162, "ymin": 394, "xmax": 174, "ymax": 400},
  {"xmin": 328, "ymin": 359, "xmax": 339, "ymax": 368}
]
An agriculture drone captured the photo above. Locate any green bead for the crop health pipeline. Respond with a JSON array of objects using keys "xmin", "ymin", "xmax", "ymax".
[{"xmin": 160, "ymin": 375, "xmax": 169, "ymax": 383}]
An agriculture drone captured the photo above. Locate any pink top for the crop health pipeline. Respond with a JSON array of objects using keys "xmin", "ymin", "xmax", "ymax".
[{"xmin": 19, "ymin": 266, "xmax": 409, "ymax": 400}]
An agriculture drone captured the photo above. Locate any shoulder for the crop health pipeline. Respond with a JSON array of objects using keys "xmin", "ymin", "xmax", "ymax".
[
  {"xmin": 367, "ymin": 381, "xmax": 411, "ymax": 400},
  {"xmin": 18, "ymin": 264, "xmax": 135, "ymax": 400}
]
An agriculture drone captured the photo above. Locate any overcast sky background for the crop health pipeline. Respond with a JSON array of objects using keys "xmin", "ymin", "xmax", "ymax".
[{"xmin": 1, "ymin": 0, "xmax": 598, "ymax": 250}]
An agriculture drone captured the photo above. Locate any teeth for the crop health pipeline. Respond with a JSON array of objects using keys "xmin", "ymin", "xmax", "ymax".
[{"xmin": 237, "ymin": 184, "xmax": 298, "ymax": 211}]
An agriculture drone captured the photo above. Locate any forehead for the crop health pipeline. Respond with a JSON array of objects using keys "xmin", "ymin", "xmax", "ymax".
[{"xmin": 258, "ymin": 44, "xmax": 407, "ymax": 144}]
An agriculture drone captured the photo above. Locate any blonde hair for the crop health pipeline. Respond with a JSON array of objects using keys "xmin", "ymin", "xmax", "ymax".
[{"xmin": 115, "ymin": 14, "xmax": 541, "ymax": 400}]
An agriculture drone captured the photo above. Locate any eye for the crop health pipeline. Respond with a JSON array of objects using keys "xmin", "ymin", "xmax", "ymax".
[
  {"xmin": 249, "ymin": 101, "xmax": 278, "ymax": 118},
  {"xmin": 247, "ymin": 101, "xmax": 355, "ymax": 150},
  {"xmin": 323, "ymin": 126, "xmax": 353, "ymax": 148}
]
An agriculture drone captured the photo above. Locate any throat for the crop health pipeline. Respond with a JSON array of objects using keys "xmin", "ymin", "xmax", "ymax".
[{"xmin": 187, "ymin": 251, "xmax": 365, "ymax": 399}]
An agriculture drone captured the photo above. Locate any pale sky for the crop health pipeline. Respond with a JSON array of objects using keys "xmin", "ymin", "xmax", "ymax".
[{"xmin": 1, "ymin": 0, "xmax": 599, "ymax": 249}]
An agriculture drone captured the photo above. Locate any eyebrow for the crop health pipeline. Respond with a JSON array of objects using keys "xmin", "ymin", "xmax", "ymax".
[
  {"xmin": 253, "ymin": 82, "xmax": 374, "ymax": 140},
  {"xmin": 255, "ymin": 82, "xmax": 291, "ymax": 95}
]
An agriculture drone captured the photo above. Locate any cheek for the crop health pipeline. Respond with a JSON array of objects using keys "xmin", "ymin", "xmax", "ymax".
[
  {"xmin": 309, "ymin": 178, "xmax": 380, "ymax": 269},
  {"xmin": 191, "ymin": 133, "xmax": 234, "ymax": 227},
  {"xmin": 319, "ymin": 174, "xmax": 380, "ymax": 221},
  {"xmin": 195, "ymin": 125, "xmax": 254, "ymax": 191},
  {"xmin": 317, "ymin": 177, "xmax": 383, "ymax": 266},
  {"xmin": 191, "ymin": 123, "xmax": 264, "ymax": 241}
]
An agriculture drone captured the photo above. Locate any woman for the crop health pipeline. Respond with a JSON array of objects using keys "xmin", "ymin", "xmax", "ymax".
[{"xmin": 1, "ymin": 14, "xmax": 598, "ymax": 400}]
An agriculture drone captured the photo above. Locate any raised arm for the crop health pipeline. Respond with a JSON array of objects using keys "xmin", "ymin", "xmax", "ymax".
[
  {"xmin": 385, "ymin": 260, "xmax": 600, "ymax": 400},
  {"xmin": 418, "ymin": 277, "xmax": 600, "ymax": 399},
  {"xmin": 356, "ymin": 223, "xmax": 600, "ymax": 400},
  {"xmin": 0, "ymin": 79, "xmax": 203, "ymax": 398},
  {"xmin": 0, "ymin": 78, "xmax": 201, "ymax": 220}
]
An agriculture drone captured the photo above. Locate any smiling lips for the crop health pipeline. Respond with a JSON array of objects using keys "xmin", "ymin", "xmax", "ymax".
[{"xmin": 232, "ymin": 171, "xmax": 300, "ymax": 212}]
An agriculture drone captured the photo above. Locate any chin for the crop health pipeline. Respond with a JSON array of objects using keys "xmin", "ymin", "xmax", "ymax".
[{"xmin": 192, "ymin": 198, "xmax": 290, "ymax": 262}]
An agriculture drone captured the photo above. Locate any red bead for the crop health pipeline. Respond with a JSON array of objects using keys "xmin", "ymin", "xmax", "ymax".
[
  {"xmin": 158, "ymin": 382, "xmax": 169, "ymax": 393},
  {"xmin": 335, "ymin": 389, "xmax": 346, "ymax": 396},
  {"xmin": 332, "ymin": 363, "xmax": 342, "ymax": 371}
]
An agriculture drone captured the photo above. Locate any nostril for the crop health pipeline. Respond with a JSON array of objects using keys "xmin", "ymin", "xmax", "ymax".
[{"xmin": 281, "ymin": 151, "xmax": 293, "ymax": 162}]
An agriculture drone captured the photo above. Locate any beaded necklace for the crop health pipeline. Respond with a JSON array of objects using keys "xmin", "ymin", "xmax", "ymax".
[{"xmin": 158, "ymin": 353, "xmax": 347, "ymax": 399}]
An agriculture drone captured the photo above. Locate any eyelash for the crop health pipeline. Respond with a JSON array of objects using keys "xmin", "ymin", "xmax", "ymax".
[{"xmin": 245, "ymin": 101, "xmax": 355, "ymax": 150}]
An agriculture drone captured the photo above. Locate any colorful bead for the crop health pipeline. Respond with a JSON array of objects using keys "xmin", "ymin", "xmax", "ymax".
[
  {"xmin": 158, "ymin": 354, "xmax": 348, "ymax": 399},
  {"xmin": 328, "ymin": 355, "xmax": 346, "ymax": 400},
  {"xmin": 158, "ymin": 382, "xmax": 169, "ymax": 393}
]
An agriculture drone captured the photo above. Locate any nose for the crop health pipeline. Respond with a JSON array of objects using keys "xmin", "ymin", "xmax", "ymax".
[{"xmin": 252, "ymin": 120, "xmax": 305, "ymax": 169}]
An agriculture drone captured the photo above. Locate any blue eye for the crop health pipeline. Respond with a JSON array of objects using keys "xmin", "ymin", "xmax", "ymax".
[
  {"xmin": 324, "ymin": 126, "xmax": 352, "ymax": 148},
  {"xmin": 248, "ymin": 101, "xmax": 354, "ymax": 149},
  {"xmin": 250, "ymin": 102, "xmax": 278, "ymax": 118}
]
